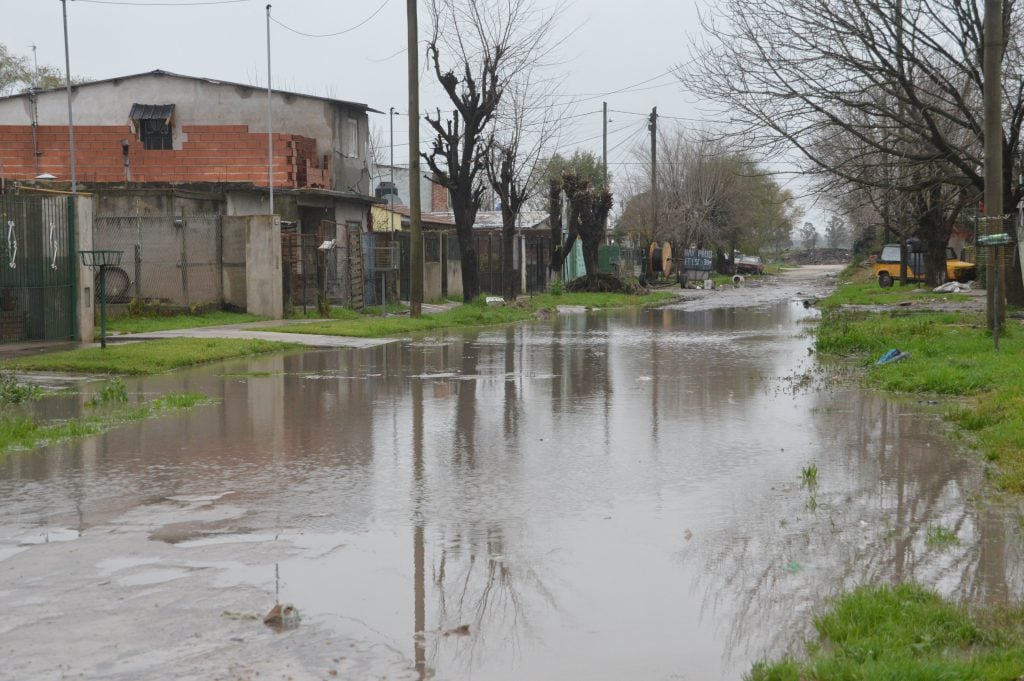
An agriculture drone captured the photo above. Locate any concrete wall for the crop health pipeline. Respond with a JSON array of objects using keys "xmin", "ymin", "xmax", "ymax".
[
  {"xmin": 244, "ymin": 215, "xmax": 283, "ymax": 319},
  {"xmin": 446, "ymin": 260, "xmax": 463, "ymax": 298},
  {"xmin": 75, "ymin": 196, "xmax": 95, "ymax": 343},
  {"xmin": 0, "ymin": 72, "xmax": 370, "ymax": 194},
  {"xmin": 424, "ymin": 262, "xmax": 443, "ymax": 301},
  {"xmin": 221, "ymin": 216, "xmax": 248, "ymax": 310}
]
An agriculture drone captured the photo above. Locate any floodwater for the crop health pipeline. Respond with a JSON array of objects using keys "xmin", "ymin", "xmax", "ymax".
[{"xmin": 3, "ymin": 271, "xmax": 1023, "ymax": 681}]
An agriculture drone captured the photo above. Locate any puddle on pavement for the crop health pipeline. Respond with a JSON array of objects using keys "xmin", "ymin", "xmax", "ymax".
[{"xmin": 2, "ymin": 298, "xmax": 1023, "ymax": 680}]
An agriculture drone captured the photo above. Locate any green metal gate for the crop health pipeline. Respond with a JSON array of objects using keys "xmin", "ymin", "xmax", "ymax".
[{"xmin": 0, "ymin": 195, "xmax": 77, "ymax": 343}]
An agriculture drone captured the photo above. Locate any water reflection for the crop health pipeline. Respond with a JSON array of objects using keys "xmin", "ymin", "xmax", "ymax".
[{"xmin": 2, "ymin": 301, "xmax": 1022, "ymax": 680}]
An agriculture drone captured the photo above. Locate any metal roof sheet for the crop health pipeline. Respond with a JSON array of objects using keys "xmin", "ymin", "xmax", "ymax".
[{"xmin": 129, "ymin": 103, "xmax": 175, "ymax": 121}]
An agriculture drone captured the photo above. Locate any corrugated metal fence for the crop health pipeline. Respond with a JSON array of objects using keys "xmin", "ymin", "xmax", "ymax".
[{"xmin": 0, "ymin": 194, "xmax": 76, "ymax": 343}]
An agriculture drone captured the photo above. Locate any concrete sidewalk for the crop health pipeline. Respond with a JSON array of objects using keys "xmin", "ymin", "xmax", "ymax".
[
  {"xmin": 102, "ymin": 302, "xmax": 462, "ymax": 349},
  {"xmin": 0, "ymin": 301, "xmax": 470, "ymax": 358},
  {"xmin": 106, "ymin": 325, "xmax": 394, "ymax": 349}
]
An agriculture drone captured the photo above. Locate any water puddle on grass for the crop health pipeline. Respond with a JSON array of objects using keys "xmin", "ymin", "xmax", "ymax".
[{"xmin": 2, "ymin": 290, "xmax": 1023, "ymax": 680}]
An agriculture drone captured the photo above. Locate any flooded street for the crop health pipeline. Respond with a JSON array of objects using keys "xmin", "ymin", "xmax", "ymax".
[{"xmin": 3, "ymin": 269, "xmax": 1023, "ymax": 681}]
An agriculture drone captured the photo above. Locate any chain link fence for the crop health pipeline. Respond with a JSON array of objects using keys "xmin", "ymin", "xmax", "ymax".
[{"xmin": 92, "ymin": 214, "xmax": 223, "ymax": 309}]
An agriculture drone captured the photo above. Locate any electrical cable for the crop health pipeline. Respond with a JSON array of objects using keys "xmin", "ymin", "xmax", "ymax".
[
  {"xmin": 73, "ymin": 0, "xmax": 250, "ymax": 5},
  {"xmin": 270, "ymin": 0, "xmax": 390, "ymax": 38}
]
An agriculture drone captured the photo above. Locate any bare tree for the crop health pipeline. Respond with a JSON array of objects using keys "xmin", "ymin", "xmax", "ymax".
[
  {"xmin": 683, "ymin": 0, "xmax": 1024, "ymax": 298},
  {"xmin": 486, "ymin": 72, "xmax": 563, "ymax": 299},
  {"xmin": 423, "ymin": 0, "xmax": 559, "ymax": 302},
  {"xmin": 617, "ymin": 125, "xmax": 799, "ymax": 265}
]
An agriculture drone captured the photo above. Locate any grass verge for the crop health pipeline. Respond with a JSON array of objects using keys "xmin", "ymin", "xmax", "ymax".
[
  {"xmin": 0, "ymin": 391, "xmax": 214, "ymax": 458},
  {"xmin": 749, "ymin": 583, "xmax": 1024, "ymax": 680},
  {"xmin": 107, "ymin": 311, "xmax": 268, "ymax": 334},
  {"xmin": 816, "ymin": 303, "xmax": 1024, "ymax": 491},
  {"xmin": 2, "ymin": 338, "xmax": 300, "ymax": 375},
  {"xmin": 820, "ymin": 279, "xmax": 970, "ymax": 311},
  {"xmin": 257, "ymin": 292, "xmax": 675, "ymax": 338}
]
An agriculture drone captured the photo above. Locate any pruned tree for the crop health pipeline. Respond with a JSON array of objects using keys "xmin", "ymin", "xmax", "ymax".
[
  {"xmin": 558, "ymin": 172, "xmax": 613, "ymax": 276},
  {"xmin": 485, "ymin": 72, "xmax": 562, "ymax": 299},
  {"xmin": 423, "ymin": 0, "xmax": 559, "ymax": 302},
  {"xmin": 543, "ymin": 150, "xmax": 607, "ymax": 268},
  {"xmin": 682, "ymin": 0, "xmax": 1024, "ymax": 298}
]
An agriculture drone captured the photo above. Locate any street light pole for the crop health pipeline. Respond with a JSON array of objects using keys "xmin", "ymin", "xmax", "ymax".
[
  {"xmin": 266, "ymin": 4, "xmax": 274, "ymax": 214},
  {"xmin": 60, "ymin": 0, "xmax": 77, "ymax": 193},
  {"xmin": 390, "ymin": 106, "xmax": 397, "ymax": 232}
]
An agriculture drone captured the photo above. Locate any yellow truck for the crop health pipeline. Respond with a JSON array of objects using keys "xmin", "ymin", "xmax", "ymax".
[{"xmin": 873, "ymin": 243, "xmax": 976, "ymax": 287}]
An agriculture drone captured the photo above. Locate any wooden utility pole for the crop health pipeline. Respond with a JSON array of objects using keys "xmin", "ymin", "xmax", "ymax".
[
  {"xmin": 603, "ymin": 101, "xmax": 608, "ymax": 231},
  {"xmin": 649, "ymin": 107, "xmax": 658, "ymax": 237},
  {"xmin": 983, "ymin": 0, "xmax": 1004, "ymax": 330},
  {"xmin": 408, "ymin": 0, "xmax": 423, "ymax": 316},
  {"xmin": 602, "ymin": 102, "xmax": 608, "ymax": 188}
]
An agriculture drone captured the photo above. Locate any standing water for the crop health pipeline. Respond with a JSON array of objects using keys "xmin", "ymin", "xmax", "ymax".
[{"xmin": 2, "ymin": 271, "xmax": 1022, "ymax": 680}]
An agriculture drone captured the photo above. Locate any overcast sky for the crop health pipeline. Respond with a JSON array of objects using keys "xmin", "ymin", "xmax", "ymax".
[{"xmin": 0, "ymin": 0, "xmax": 819, "ymax": 221}]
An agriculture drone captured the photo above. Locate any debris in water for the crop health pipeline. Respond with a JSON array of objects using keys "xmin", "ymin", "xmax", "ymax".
[
  {"xmin": 876, "ymin": 349, "xmax": 909, "ymax": 365},
  {"xmin": 442, "ymin": 624, "xmax": 471, "ymax": 637},
  {"xmin": 222, "ymin": 610, "xmax": 259, "ymax": 621},
  {"xmin": 263, "ymin": 603, "xmax": 301, "ymax": 630}
]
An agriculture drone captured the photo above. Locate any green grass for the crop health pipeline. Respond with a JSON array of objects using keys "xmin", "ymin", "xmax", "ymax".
[
  {"xmin": 107, "ymin": 310, "xmax": 268, "ymax": 334},
  {"xmin": 290, "ymin": 307, "xmax": 363, "ymax": 320},
  {"xmin": 748, "ymin": 583, "xmax": 1024, "ymax": 680},
  {"xmin": 85, "ymin": 378, "xmax": 128, "ymax": 407},
  {"xmin": 819, "ymin": 280, "xmax": 969, "ymax": 311},
  {"xmin": 0, "ymin": 391, "xmax": 214, "ymax": 456},
  {"xmin": 256, "ymin": 292, "xmax": 674, "ymax": 338},
  {"xmin": 816, "ymin": 281, "xmax": 1024, "ymax": 491},
  {"xmin": 925, "ymin": 524, "xmax": 961, "ymax": 547},
  {"xmin": 2, "ymin": 338, "xmax": 299, "ymax": 375},
  {"xmin": 0, "ymin": 372, "xmax": 43, "ymax": 405},
  {"xmin": 801, "ymin": 464, "xmax": 819, "ymax": 488}
]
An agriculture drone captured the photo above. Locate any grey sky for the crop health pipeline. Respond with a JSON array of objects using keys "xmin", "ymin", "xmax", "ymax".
[{"xmin": 0, "ymin": 0, "xmax": 817, "ymax": 222}]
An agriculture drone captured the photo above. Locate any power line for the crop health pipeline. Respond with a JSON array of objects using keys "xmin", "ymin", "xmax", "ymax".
[
  {"xmin": 270, "ymin": 0, "xmax": 390, "ymax": 38},
  {"xmin": 549, "ymin": 68, "xmax": 677, "ymax": 99},
  {"xmin": 73, "ymin": 0, "xmax": 250, "ymax": 5}
]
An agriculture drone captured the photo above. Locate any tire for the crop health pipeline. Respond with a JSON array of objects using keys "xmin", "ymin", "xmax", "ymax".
[{"xmin": 878, "ymin": 271, "xmax": 893, "ymax": 288}]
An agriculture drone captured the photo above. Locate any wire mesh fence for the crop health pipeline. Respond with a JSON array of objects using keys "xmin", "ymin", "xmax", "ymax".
[{"xmin": 92, "ymin": 214, "xmax": 222, "ymax": 309}]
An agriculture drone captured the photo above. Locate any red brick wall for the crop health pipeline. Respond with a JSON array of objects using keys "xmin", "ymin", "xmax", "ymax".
[
  {"xmin": 431, "ymin": 178, "xmax": 449, "ymax": 212},
  {"xmin": 0, "ymin": 124, "xmax": 330, "ymax": 188}
]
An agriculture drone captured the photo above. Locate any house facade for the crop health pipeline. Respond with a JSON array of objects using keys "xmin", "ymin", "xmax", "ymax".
[{"xmin": 0, "ymin": 71, "xmax": 383, "ymax": 318}]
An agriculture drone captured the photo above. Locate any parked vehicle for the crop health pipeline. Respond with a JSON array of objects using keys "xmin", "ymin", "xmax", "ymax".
[
  {"xmin": 735, "ymin": 254, "xmax": 765, "ymax": 274},
  {"xmin": 873, "ymin": 241, "xmax": 976, "ymax": 287}
]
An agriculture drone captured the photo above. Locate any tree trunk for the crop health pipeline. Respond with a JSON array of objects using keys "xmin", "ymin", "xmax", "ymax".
[
  {"xmin": 581, "ymin": 235, "xmax": 599, "ymax": 275},
  {"xmin": 501, "ymin": 206, "xmax": 516, "ymax": 300}
]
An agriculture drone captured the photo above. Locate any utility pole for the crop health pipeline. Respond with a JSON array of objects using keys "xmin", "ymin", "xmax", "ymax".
[
  {"xmin": 649, "ymin": 106, "xmax": 658, "ymax": 238},
  {"xmin": 983, "ymin": 0, "xmax": 1004, "ymax": 330},
  {"xmin": 390, "ymin": 106, "xmax": 397, "ymax": 232},
  {"xmin": 602, "ymin": 102, "xmax": 608, "ymax": 232},
  {"xmin": 60, "ymin": 0, "xmax": 77, "ymax": 193},
  {"xmin": 407, "ymin": 0, "xmax": 423, "ymax": 317},
  {"xmin": 602, "ymin": 102, "xmax": 608, "ymax": 189}
]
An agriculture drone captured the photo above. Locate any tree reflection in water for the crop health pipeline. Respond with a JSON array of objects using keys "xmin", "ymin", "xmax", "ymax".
[{"xmin": 681, "ymin": 390, "xmax": 1024, "ymax": 669}]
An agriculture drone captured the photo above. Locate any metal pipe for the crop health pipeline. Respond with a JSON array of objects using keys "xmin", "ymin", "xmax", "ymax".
[
  {"xmin": 266, "ymin": 4, "xmax": 274, "ymax": 214},
  {"xmin": 61, "ymin": 0, "xmax": 77, "ymax": 193}
]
